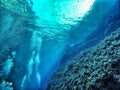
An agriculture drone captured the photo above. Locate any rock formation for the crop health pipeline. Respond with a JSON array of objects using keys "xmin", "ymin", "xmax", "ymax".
[{"xmin": 47, "ymin": 28, "xmax": 120, "ymax": 90}]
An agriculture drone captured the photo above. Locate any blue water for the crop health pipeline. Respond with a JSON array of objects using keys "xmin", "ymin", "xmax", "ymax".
[{"xmin": 0, "ymin": 0, "xmax": 119, "ymax": 90}]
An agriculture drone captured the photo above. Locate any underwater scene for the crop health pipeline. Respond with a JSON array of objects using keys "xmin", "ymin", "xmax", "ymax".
[{"xmin": 0, "ymin": 0, "xmax": 120, "ymax": 90}]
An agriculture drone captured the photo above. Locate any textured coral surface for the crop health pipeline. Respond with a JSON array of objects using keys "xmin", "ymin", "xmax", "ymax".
[{"xmin": 47, "ymin": 28, "xmax": 120, "ymax": 90}]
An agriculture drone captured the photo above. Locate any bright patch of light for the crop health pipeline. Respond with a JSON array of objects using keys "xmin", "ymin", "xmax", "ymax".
[
  {"xmin": 30, "ymin": 0, "xmax": 95, "ymax": 27},
  {"xmin": 56, "ymin": 0, "xmax": 95, "ymax": 25},
  {"xmin": 81, "ymin": 0, "xmax": 95, "ymax": 11},
  {"xmin": 29, "ymin": 0, "xmax": 44, "ymax": 17},
  {"xmin": 36, "ymin": 72, "xmax": 41, "ymax": 85}
]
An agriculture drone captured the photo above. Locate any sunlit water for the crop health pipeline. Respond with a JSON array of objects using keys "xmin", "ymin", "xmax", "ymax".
[{"xmin": 0, "ymin": 0, "xmax": 118, "ymax": 90}]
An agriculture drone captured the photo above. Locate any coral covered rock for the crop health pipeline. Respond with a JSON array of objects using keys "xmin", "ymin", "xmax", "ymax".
[
  {"xmin": 0, "ymin": 80, "xmax": 13, "ymax": 90},
  {"xmin": 47, "ymin": 28, "xmax": 120, "ymax": 90}
]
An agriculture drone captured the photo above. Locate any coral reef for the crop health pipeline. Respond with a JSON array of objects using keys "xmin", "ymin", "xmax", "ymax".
[
  {"xmin": 0, "ymin": 1, "xmax": 36, "ymax": 89},
  {"xmin": 47, "ymin": 28, "xmax": 120, "ymax": 90},
  {"xmin": 0, "ymin": 0, "xmax": 35, "ymax": 61},
  {"xmin": 0, "ymin": 80, "xmax": 13, "ymax": 90},
  {"xmin": 0, "ymin": 51, "xmax": 15, "ymax": 90}
]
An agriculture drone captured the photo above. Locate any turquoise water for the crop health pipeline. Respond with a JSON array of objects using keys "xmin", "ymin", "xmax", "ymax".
[{"xmin": 0, "ymin": 0, "xmax": 119, "ymax": 90}]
